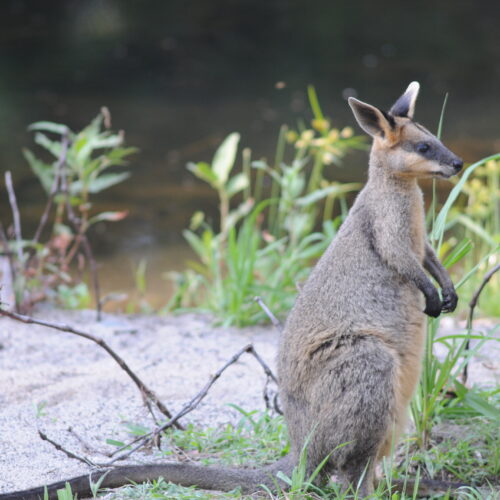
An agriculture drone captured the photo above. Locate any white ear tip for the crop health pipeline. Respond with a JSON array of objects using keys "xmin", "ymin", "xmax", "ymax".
[{"xmin": 407, "ymin": 81, "xmax": 420, "ymax": 94}]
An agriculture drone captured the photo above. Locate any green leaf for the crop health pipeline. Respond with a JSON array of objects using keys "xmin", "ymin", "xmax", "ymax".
[
  {"xmin": 276, "ymin": 471, "xmax": 292, "ymax": 486},
  {"xmin": 226, "ymin": 172, "xmax": 249, "ymax": 198},
  {"xmin": 431, "ymin": 153, "xmax": 500, "ymax": 242},
  {"xmin": 224, "ymin": 198, "xmax": 254, "ymax": 233},
  {"xmin": 28, "ymin": 121, "xmax": 70, "ymax": 136},
  {"xmin": 88, "ymin": 210, "xmax": 129, "ymax": 225},
  {"xmin": 34, "ymin": 132, "xmax": 62, "ymax": 158},
  {"xmin": 105, "ymin": 439, "xmax": 125, "ymax": 447},
  {"xmin": 75, "ymin": 133, "xmax": 123, "ymax": 165},
  {"xmin": 463, "ymin": 389, "xmax": 500, "ymax": 421},
  {"xmin": 295, "ymin": 183, "xmax": 361, "ymax": 207},
  {"xmin": 91, "ymin": 134, "xmax": 124, "ymax": 150},
  {"xmin": 85, "ymin": 172, "xmax": 130, "ymax": 193},
  {"xmin": 82, "ymin": 112, "xmax": 104, "ymax": 138},
  {"xmin": 183, "ymin": 229, "xmax": 208, "ymax": 261},
  {"xmin": 442, "ymin": 238, "xmax": 473, "ymax": 268},
  {"xmin": 212, "ymin": 133, "xmax": 240, "ymax": 185},
  {"xmin": 23, "ymin": 148, "xmax": 53, "ymax": 194},
  {"xmin": 307, "ymin": 85, "xmax": 324, "ymax": 121},
  {"xmin": 106, "ymin": 146, "xmax": 139, "ymax": 164},
  {"xmin": 454, "ymin": 214, "xmax": 497, "ymax": 247},
  {"xmin": 187, "ymin": 162, "xmax": 219, "ymax": 186}
]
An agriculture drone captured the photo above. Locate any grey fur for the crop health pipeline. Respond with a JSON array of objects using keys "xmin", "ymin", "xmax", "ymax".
[{"xmin": 0, "ymin": 83, "xmax": 462, "ymax": 500}]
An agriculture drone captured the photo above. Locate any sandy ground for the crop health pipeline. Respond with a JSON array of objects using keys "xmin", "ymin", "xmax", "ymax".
[{"xmin": 0, "ymin": 306, "xmax": 498, "ymax": 494}]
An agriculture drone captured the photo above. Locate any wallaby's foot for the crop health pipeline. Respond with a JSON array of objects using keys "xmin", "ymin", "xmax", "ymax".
[{"xmin": 336, "ymin": 460, "xmax": 375, "ymax": 498}]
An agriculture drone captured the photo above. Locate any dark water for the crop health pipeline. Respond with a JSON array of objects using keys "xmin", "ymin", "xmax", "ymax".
[{"xmin": 1, "ymin": 0, "xmax": 499, "ymax": 305}]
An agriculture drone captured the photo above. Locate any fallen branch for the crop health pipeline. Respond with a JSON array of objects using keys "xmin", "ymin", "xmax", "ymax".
[
  {"xmin": 67, "ymin": 427, "xmax": 110, "ymax": 457},
  {"xmin": 0, "ymin": 223, "xmax": 16, "ymax": 312},
  {"xmin": 0, "ymin": 308, "xmax": 181, "ymax": 428},
  {"xmin": 38, "ymin": 429, "xmax": 97, "ymax": 467},
  {"xmin": 4, "ymin": 171, "xmax": 23, "ymax": 262},
  {"xmin": 462, "ymin": 263, "xmax": 500, "ymax": 384},
  {"xmin": 107, "ymin": 343, "xmax": 279, "ymax": 464},
  {"xmin": 254, "ymin": 296, "xmax": 283, "ymax": 331}
]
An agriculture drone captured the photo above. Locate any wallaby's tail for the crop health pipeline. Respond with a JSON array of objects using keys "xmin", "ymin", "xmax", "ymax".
[{"xmin": 0, "ymin": 457, "xmax": 294, "ymax": 500}]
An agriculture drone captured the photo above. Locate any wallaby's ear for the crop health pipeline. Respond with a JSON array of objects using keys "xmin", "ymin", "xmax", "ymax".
[
  {"xmin": 389, "ymin": 81, "xmax": 420, "ymax": 119},
  {"xmin": 348, "ymin": 97, "xmax": 395, "ymax": 138}
]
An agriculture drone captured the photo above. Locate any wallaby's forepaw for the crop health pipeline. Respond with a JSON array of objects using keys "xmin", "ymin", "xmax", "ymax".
[
  {"xmin": 441, "ymin": 287, "xmax": 458, "ymax": 313},
  {"xmin": 424, "ymin": 288, "xmax": 442, "ymax": 318}
]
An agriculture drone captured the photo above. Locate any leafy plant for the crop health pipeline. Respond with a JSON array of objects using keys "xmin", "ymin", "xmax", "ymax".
[
  {"xmin": 167, "ymin": 89, "xmax": 365, "ymax": 325},
  {"xmin": 0, "ymin": 108, "xmax": 136, "ymax": 314},
  {"xmin": 413, "ymin": 142, "xmax": 500, "ymax": 447}
]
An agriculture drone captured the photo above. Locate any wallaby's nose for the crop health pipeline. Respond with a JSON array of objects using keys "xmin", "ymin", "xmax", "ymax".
[{"xmin": 452, "ymin": 158, "xmax": 463, "ymax": 172}]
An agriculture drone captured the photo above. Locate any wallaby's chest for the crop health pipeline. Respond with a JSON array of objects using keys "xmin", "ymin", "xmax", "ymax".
[{"xmin": 409, "ymin": 190, "xmax": 426, "ymax": 260}]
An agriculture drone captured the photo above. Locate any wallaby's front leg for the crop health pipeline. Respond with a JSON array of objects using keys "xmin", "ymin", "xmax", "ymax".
[
  {"xmin": 371, "ymin": 220, "xmax": 442, "ymax": 318},
  {"xmin": 423, "ymin": 243, "xmax": 458, "ymax": 313}
]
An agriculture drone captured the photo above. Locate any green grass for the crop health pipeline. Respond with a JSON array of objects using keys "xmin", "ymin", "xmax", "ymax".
[
  {"xmin": 403, "ymin": 420, "xmax": 499, "ymax": 486},
  {"xmin": 162, "ymin": 406, "xmax": 288, "ymax": 467},
  {"xmin": 93, "ymin": 408, "xmax": 500, "ymax": 500}
]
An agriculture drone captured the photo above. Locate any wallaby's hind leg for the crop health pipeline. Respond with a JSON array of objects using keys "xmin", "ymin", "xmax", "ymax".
[{"xmin": 305, "ymin": 336, "xmax": 397, "ymax": 494}]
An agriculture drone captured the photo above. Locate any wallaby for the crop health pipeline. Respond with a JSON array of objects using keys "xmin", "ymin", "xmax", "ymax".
[{"xmin": 1, "ymin": 82, "xmax": 463, "ymax": 500}]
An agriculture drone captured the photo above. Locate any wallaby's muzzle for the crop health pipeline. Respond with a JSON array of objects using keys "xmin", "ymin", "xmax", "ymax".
[{"xmin": 438, "ymin": 153, "xmax": 463, "ymax": 178}]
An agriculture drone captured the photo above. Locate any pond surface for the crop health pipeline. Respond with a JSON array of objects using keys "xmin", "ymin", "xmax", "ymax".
[{"xmin": 1, "ymin": 1, "xmax": 499, "ymax": 307}]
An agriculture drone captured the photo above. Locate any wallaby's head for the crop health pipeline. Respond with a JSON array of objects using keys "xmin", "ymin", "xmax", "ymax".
[{"xmin": 348, "ymin": 82, "xmax": 463, "ymax": 179}]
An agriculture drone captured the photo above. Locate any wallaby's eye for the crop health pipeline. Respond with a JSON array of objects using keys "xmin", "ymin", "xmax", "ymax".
[{"xmin": 416, "ymin": 142, "xmax": 430, "ymax": 154}]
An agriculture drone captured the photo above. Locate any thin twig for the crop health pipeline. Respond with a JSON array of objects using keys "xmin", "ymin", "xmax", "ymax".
[
  {"xmin": 462, "ymin": 263, "xmax": 500, "ymax": 384},
  {"xmin": 60, "ymin": 160, "xmax": 102, "ymax": 321},
  {"xmin": 32, "ymin": 131, "xmax": 69, "ymax": 244},
  {"xmin": 262, "ymin": 374, "xmax": 278, "ymax": 413},
  {"xmin": 254, "ymin": 296, "xmax": 283, "ymax": 331},
  {"xmin": 108, "ymin": 343, "xmax": 279, "ymax": 464},
  {"xmin": 4, "ymin": 171, "xmax": 23, "ymax": 262},
  {"xmin": 247, "ymin": 344, "xmax": 278, "ymax": 384},
  {"xmin": 67, "ymin": 427, "xmax": 110, "ymax": 456},
  {"xmin": 141, "ymin": 387, "xmax": 161, "ymax": 426},
  {"xmin": 0, "ymin": 308, "xmax": 181, "ymax": 428},
  {"xmin": 38, "ymin": 429, "xmax": 97, "ymax": 467},
  {"xmin": 0, "ymin": 222, "xmax": 17, "ymax": 311},
  {"xmin": 81, "ymin": 235, "xmax": 102, "ymax": 321}
]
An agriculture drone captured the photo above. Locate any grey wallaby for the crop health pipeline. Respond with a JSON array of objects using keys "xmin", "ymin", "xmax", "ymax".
[{"xmin": 1, "ymin": 82, "xmax": 463, "ymax": 500}]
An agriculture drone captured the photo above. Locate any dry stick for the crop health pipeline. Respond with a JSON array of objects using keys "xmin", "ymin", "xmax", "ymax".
[
  {"xmin": 67, "ymin": 427, "xmax": 110, "ymax": 457},
  {"xmin": 108, "ymin": 343, "xmax": 278, "ymax": 464},
  {"xmin": 254, "ymin": 296, "xmax": 282, "ymax": 414},
  {"xmin": 140, "ymin": 386, "xmax": 162, "ymax": 428},
  {"xmin": 38, "ymin": 429, "xmax": 97, "ymax": 467},
  {"xmin": 462, "ymin": 263, "xmax": 500, "ymax": 385},
  {"xmin": 81, "ymin": 236, "xmax": 103, "ymax": 321},
  {"xmin": 0, "ymin": 308, "xmax": 181, "ymax": 428},
  {"xmin": 0, "ymin": 222, "xmax": 17, "ymax": 311},
  {"xmin": 4, "ymin": 171, "xmax": 23, "ymax": 262},
  {"xmin": 248, "ymin": 344, "xmax": 278, "ymax": 383},
  {"xmin": 60, "ymin": 160, "xmax": 102, "ymax": 321},
  {"xmin": 254, "ymin": 295, "xmax": 283, "ymax": 331},
  {"xmin": 32, "ymin": 131, "xmax": 70, "ymax": 244}
]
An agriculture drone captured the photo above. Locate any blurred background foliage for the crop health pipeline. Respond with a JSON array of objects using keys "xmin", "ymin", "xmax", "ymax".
[{"xmin": 0, "ymin": 0, "xmax": 499, "ymax": 308}]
